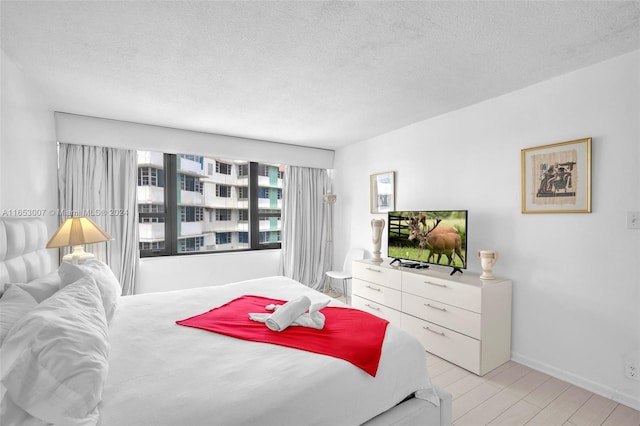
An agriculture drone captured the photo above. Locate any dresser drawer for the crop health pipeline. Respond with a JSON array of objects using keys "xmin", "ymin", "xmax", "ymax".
[
  {"xmin": 402, "ymin": 272, "xmax": 481, "ymax": 312},
  {"xmin": 352, "ymin": 262, "xmax": 401, "ymax": 290},
  {"xmin": 352, "ymin": 278, "xmax": 401, "ymax": 310},
  {"xmin": 401, "ymin": 313, "xmax": 481, "ymax": 374},
  {"xmin": 352, "ymin": 295, "xmax": 402, "ymax": 327},
  {"xmin": 402, "ymin": 292, "xmax": 481, "ymax": 339}
]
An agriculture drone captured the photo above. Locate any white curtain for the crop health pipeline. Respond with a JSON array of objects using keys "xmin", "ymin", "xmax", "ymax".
[
  {"xmin": 57, "ymin": 143, "xmax": 139, "ymax": 295},
  {"xmin": 280, "ymin": 166, "xmax": 332, "ymax": 290}
]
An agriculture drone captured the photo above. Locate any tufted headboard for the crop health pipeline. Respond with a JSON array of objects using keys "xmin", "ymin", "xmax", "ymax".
[{"xmin": 0, "ymin": 218, "xmax": 56, "ymax": 285}]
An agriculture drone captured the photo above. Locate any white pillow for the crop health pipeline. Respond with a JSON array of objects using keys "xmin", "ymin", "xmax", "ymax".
[
  {"xmin": 0, "ymin": 285, "xmax": 37, "ymax": 346},
  {"xmin": 3, "ymin": 271, "xmax": 62, "ymax": 303},
  {"xmin": 58, "ymin": 259, "xmax": 121, "ymax": 323},
  {"xmin": 0, "ymin": 275, "xmax": 109, "ymax": 426}
]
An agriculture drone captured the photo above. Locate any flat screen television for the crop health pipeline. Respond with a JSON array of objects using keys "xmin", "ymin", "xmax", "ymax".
[{"xmin": 387, "ymin": 210, "xmax": 468, "ymax": 274}]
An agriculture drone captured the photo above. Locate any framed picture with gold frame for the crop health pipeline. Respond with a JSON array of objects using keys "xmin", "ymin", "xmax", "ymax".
[
  {"xmin": 370, "ymin": 171, "xmax": 395, "ymax": 214},
  {"xmin": 521, "ymin": 137, "xmax": 591, "ymax": 213}
]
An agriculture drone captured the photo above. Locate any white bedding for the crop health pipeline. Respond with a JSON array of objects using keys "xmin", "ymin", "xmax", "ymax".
[{"xmin": 98, "ymin": 276, "xmax": 438, "ymax": 426}]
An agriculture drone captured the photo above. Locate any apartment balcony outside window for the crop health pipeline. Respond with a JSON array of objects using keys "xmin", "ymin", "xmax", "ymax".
[
  {"xmin": 257, "ymin": 175, "xmax": 283, "ymax": 189},
  {"xmin": 177, "ymin": 155, "xmax": 205, "ymax": 176},
  {"xmin": 179, "ymin": 190, "xmax": 204, "ymax": 206},
  {"xmin": 179, "ymin": 221, "xmax": 203, "ymax": 237},
  {"xmin": 259, "ymin": 219, "xmax": 281, "ymax": 232},
  {"xmin": 205, "ymin": 219, "xmax": 249, "ymax": 233},
  {"xmin": 137, "ymin": 151, "xmax": 164, "ymax": 168},
  {"xmin": 138, "ymin": 186, "xmax": 165, "ymax": 204},
  {"xmin": 138, "ymin": 222, "xmax": 165, "ymax": 242},
  {"xmin": 258, "ymin": 198, "xmax": 283, "ymax": 210}
]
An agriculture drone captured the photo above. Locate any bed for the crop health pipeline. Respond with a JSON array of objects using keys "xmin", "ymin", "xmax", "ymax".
[{"xmin": 0, "ymin": 218, "xmax": 452, "ymax": 426}]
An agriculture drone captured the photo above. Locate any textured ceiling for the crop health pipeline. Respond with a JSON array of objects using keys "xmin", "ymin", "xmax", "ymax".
[{"xmin": 1, "ymin": 1, "xmax": 639, "ymax": 150}]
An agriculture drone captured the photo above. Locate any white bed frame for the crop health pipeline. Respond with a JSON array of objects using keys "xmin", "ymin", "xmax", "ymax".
[{"xmin": 0, "ymin": 218, "xmax": 452, "ymax": 426}]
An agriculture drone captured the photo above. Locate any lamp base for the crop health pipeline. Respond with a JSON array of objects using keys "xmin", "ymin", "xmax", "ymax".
[{"xmin": 62, "ymin": 245, "xmax": 95, "ymax": 265}]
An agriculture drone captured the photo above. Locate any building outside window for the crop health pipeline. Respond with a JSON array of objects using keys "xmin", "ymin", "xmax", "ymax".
[{"xmin": 137, "ymin": 151, "xmax": 283, "ymax": 256}]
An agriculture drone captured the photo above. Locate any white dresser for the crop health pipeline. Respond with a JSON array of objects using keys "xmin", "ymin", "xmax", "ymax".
[{"xmin": 352, "ymin": 259, "xmax": 512, "ymax": 376}]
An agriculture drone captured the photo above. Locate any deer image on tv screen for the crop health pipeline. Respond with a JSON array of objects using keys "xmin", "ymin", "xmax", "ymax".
[{"xmin": 388, "ymin": 210, "xmax": 467, "ymax": 271}]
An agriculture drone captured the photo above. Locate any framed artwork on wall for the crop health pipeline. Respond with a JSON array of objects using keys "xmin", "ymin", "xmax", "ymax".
[
  {"xmin": 521, "ymin": 137, "xmax": 591, "ymax": 213},
  {"xmin": 370, "ymin": 171, "xmax": 395, "ymax": 214}
]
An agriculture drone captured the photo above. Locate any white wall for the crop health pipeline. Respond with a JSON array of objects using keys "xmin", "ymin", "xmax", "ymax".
[
  {"xmin": 333, "ymin": 50, "xmax": 640, "ymax": 409},
  {"xmin": 1, "ymin": 50, "xmax": 59, "ymax": 266},
  {"xmin": 136, "ymin": 249, "xmax": 282, "ymax": 294}
]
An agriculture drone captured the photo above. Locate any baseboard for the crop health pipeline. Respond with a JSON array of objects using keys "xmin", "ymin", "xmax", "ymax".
[{"xmin": 510, "ymin": 352, "xmax": 640, "ymax": 412}]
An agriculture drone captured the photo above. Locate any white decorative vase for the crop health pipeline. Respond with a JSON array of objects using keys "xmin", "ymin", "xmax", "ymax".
[
  {"xmin": 371, "ymin": 219, "xmax": 385, "ymax": 263},
  {"xmin": 478, "ymin": 250, "xmax": 498, "ymax": 280}
]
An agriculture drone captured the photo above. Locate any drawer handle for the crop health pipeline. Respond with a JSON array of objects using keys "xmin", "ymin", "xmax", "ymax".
[
  {"xmin": 425, "ymin": 303, "xmax": 447, "ymax": 312},
  {"xmin": 365, "ymin": 285, "xmax": 382, "ymax": 292},
  {"xmin": 423, "ymin": 326, "xmax": 445, "ymax": 336},
  {"xmin": 425, "ymin": 281, "xmax": 447, "ymax": 288},
  {"xmin": 365, "ymin": 267, "xmax": 382, "ymax": 272},
  {"xmin": 365, "ymin": 303, "xmax": 381, "ymax": 311}
]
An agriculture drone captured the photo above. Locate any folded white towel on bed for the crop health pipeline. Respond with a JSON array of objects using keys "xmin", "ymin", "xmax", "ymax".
[
  {"xmin": 249, "ymin": 298, "xmax": 330, "ymax": 331},
  {"xmin": 293, "ymin": 299, "xmax": 330, "ymax": 329},
  {"xmin": 262, "ymin": 295, "xmax": 311, "ymax": 332}
]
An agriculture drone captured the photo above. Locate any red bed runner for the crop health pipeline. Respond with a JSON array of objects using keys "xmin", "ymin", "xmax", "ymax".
[{"xmin": 176, "ymin": 295, "xmax": 389, "ymax": 376}]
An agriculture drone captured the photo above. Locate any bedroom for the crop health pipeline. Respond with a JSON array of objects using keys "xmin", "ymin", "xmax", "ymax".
[{"xmin": 1, "ymin": 1, "xmax": 639, "ymax": 425}]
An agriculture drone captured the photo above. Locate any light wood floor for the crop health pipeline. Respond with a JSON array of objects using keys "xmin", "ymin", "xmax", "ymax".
[{"xmin": 426, "ymin": 352, "xmax": 640, "ymax": 426}]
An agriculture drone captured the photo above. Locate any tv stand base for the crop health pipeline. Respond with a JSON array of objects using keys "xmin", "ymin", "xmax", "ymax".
[
  {"xmin": 450, "ymin": 267, "xmax": 463, "ymax": 276},
  {"xmin": 391, "ymin": 258, "xmax": 429, "ymax": 269}
]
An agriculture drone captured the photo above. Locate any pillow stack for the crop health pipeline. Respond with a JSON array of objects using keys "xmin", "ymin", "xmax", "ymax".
[
  {"xmin": 0, "ymin": 259, "xmax": 121, "ymax": 426},
  {"xmin": 58, "ymin": 259, "xmax": 122, "ymax": 323}
]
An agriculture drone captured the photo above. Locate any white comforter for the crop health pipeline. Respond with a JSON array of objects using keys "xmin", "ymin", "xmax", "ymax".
[{"xmin": 98, "ymin": 276, "xmax": 438, "ymax": 426}]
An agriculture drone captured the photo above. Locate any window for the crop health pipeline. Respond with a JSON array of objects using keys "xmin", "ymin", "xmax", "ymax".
[
  {"xmin": 140, "ymin": 241, "xmax": 165, "ymax": 250},
  {"xmin": 181, "ymin": 206, "xmax": 203, "ymax": 222},
  {"xmin": 237, "ymin": 164, "xmax": 249, "ymax": 178},
  {"xmin": 137, "ymin": 151, "xmax": 282, "ymax": 257},
  {"xmin": 138, "ymin": 167, "xmax": 164, "ymax": 187},
  {"xmin": 181, "ymin": 175, "xmax": 202, "ymax": 193},
  {"xmin": 258, "ymin": 164, "xmax": 270, "ymax": 177},
  {"xmin": 238, "ymin": 187, "xmax": 248, "ymax": 200},
  {"xmin": 179, "ymin": 236, "xmax": 203, "ymax": 252},
  {"xmin": 216, "ymin": 209, "xmax": 231, "ymax": 221},
  {"xmin": 139, "ymin": 204, "xmax": 165, "ymax": 223},
  {"xmin": 182, "ymin": 154, "xmax": 202, "ymax": 162},
  {"xmin": 216, "ymin": 161, "xmax": 232, "ymax": 175},
  {"xmin": 216, "ymin": 184, "xmax": 231, "ymax": 198},
  {"xmin": 216, "ymin": 232, "xmax": 231, "ymax": 245}
]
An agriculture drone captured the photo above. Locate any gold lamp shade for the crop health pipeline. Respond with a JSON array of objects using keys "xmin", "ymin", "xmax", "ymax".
[{"xmin": 47, "ymin": 217, "xmax": 112, "ymax": 263}]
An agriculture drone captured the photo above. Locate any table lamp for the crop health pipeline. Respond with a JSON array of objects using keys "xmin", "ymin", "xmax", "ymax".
[{"xmin": 46, "ymin": 216, "xmax": 112, "ymax": 264}]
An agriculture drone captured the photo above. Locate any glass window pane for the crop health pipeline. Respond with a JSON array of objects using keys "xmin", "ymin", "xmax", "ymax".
[
  {"xmin": 139, "ymin": 151, "xmax": 284, "ymax": 256},
  {"xmin": 257, "ymin": 163, "xmax": 282, "ymax": 245},
  {"xmin": 137, "ymin": 151, "xmax": 166, "ymax": 251}
]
